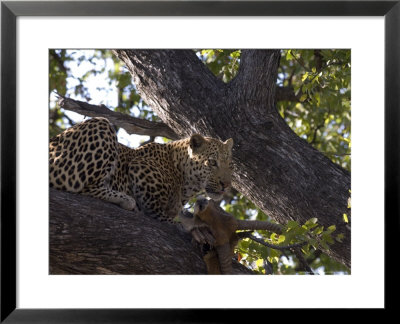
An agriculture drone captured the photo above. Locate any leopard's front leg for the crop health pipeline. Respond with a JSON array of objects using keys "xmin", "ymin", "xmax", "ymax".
[{"xmin": 82, "ymin": 185, "xmax": 137, "ymax": 211}]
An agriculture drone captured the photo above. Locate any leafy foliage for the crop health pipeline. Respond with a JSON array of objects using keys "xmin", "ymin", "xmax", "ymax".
[
  {"xmin": 49, "ymin": 49, "xmax": 351, "ymax": 275},
  {"xmin": 233, "ymin": 203, "xmax": 350, "ymax": 275},
  {"xmin": 279, "ymin": 49, "xmax": 351, "ymax": 171}
]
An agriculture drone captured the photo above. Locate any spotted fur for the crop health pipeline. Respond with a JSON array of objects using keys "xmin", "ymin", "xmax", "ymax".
[{"xmin": 49, "ymin": 117, "xmax": 233, "ymax": 221}]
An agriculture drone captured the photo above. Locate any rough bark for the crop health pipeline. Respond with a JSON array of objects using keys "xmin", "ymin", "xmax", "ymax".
[
  {"xmin": 113, "ymin": 49, "xmax": 351, "ymax": 269},
  {"xmin": 49, "ymin": 188, "xmax": 252, "ymax": 274}
]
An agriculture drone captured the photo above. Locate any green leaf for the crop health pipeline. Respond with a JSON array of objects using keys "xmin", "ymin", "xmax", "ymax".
[
  {"xmin": 301, "ymin": 244, "xmax": 311, "ymax": 256},
  {"xmin": 239, "ymin": 239, "xmax": 250, "ymax": 250},
  {"xmin": 313, "ymin": 226, "xmax": 324, "ymax": 235},
  {"xmin": 327, "ymin": 225, "xmax": 336, "ymax": 232},
  {"xmin": 304, "ymin": 218, "xmax": 318, "ymax": 228},
  {"xmin": 343, "ymin": 213, "xmax": 349, "ymax": 223},
  {"xmin": 286, "ymin": 50, "xmax": 294, "ymax": 60},
  {"xmin": 255, "ymin": 259, "xmax": 264, "ymax": 268},
  {"xmin": 268, "ymin": 256, "xmax": 280, "ymax": 264},
  {"xmin": 300, "ymin": 94, "xmax": 308, "ymax": 102}
]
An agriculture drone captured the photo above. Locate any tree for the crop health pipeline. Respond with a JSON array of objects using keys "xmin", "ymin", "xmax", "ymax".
[{"xmin": 49, "ymin": 49, "xmax": 351, "ymax": 274}]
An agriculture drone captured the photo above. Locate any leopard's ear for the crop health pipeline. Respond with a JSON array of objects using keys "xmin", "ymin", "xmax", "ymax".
[
  {"xmin": 189, "ymin": 134, "xmax": 206, "ymax": 154},
  {"xmin": 224, "ymin": 138, "xmax": 233, "ymax": 151}
]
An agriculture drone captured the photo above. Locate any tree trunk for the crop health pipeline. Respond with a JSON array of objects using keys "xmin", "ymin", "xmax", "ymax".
[
  {"xmin": 49, "ymin": 188, "xmax": 252, "ymax": 274},
  {"xmin": 113, "ymin": 49, "xmax": 351, "ymax": 269}
]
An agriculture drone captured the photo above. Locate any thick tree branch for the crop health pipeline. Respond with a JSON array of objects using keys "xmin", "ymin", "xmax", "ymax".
[
  {"xmin": 49, "ymin": 188, "xmax": 252, "ymax": 274},
  {"xmin": 229, "ymin": 49, "xmax": 281, "ymax": 116},
  {"xmin": 56, "ymin": 94, "xmax": 180, "ymax": 140}
]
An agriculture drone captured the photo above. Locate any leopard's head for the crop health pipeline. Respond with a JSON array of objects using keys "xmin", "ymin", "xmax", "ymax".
[{"xmin": 188, "ymin": 134, "xmax": 233, "ymax": 200}]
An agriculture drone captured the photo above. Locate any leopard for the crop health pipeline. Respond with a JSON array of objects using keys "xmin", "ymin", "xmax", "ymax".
[{"xmin": 49, "ymin": 117, "xmax": 233, "ymax": 222}]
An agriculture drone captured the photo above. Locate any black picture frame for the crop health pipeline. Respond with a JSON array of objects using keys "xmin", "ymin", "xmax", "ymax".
[{"xmin": 1, "ymin": 0, "xmax": 398, "ymax": 321}]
